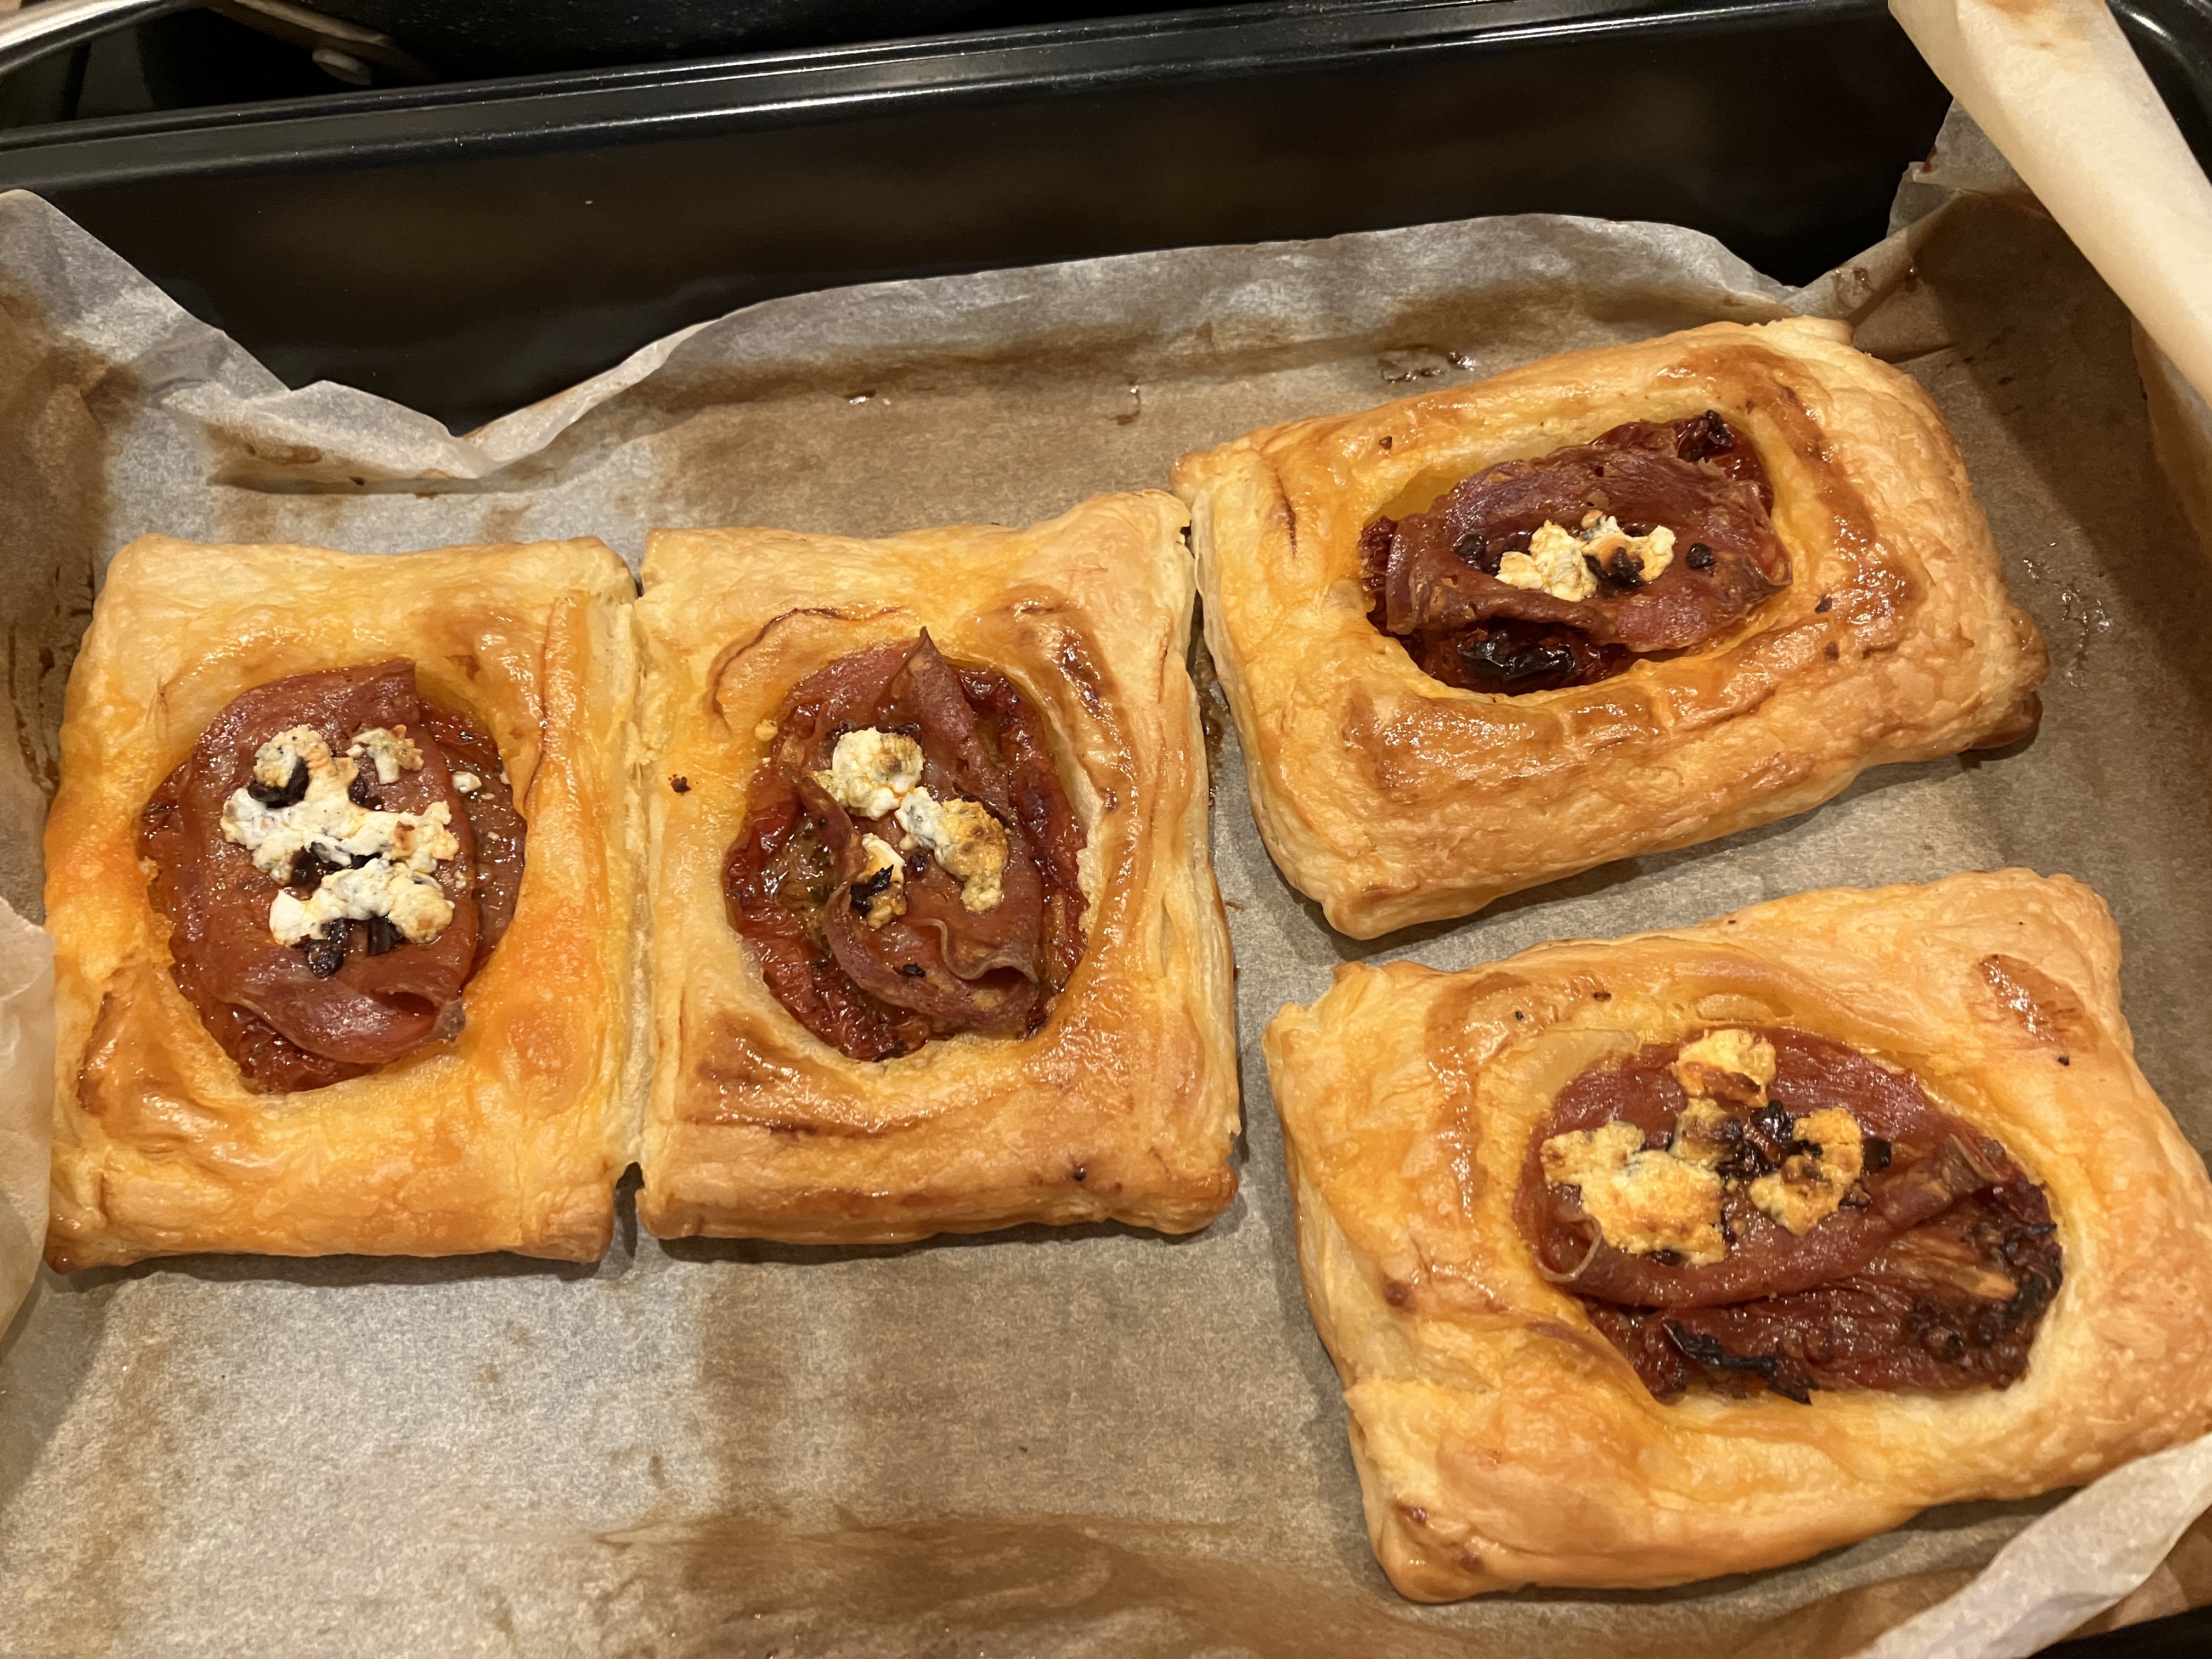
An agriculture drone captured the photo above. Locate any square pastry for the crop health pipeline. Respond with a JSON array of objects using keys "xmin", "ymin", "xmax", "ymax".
[
  {"xmin": 634, "ymin": 492, "xmax": 1238, "ymax": 1243},
  {"xmin": 1175, "ymin": 318, "xmax": 2048, "ymax": 938},
  {"xmin": 1265, "ymin": 871, "xmax": 2212, "ymax": 1600},
  {"xmin": 44, "ymin": 536, "xmax": 640, "ymax": 1268}
]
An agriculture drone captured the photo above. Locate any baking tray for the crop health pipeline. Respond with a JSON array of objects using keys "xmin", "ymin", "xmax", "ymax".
[
  {"xmin": 0, "ymin": 0, "xmax": 2195, "ymax": 433},
  {"xmin": 2, "ymin": 2, "xmax": 2211, "ymax": 1654},
  {"xmin": 0, "ymin": 0, "xmax": 1965, "ymax": 428}
]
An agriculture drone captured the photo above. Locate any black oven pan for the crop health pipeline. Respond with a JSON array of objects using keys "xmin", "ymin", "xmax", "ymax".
[
  {"xmin": 0, "ymin": 0, "xmax": 2201, "ymax": 433},
  {"xmin": 0, "ymin": 0, "xmax": 1974, "ymax": 430}
]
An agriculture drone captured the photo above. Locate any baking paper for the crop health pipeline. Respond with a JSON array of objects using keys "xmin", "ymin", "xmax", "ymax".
[
  {"xmin": 1, "ymin": 108, "xmax": 2209, "ymax": 1652},
  {"xmin": 0, "ymin": 896, "xmax": 50, "ymax": 1340},
  {"xmin": 1853, "ymin": 1433, "xmax": 2212, "ymax": 1658},
  {"xmin": 1891, "ymin": 0, "xmax": 2212, "ymax": 403}
]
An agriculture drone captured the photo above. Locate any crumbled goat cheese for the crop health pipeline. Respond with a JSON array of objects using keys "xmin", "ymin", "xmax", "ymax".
[
  {"xmin": 450, "ymin": 772, "xmax": 482, "ymax": 795},
  {"xmin": 269, "ymin": 859, "xmax": 454, "ymax": 948},
  {"xmin": 851, "ymin": 833, "xmax": 907, "ymax": 929},
  {"xmin": 809, "ymin": 726, "xmax": 1010, "ymax": 913},
  {"xmin": 1539, "ymin": 1120, "xmax": 1727, "ymax": 1265},
  {"xmin": 1673, "ymin": 1028, "xmax": 1777, "ymax": 1107},
  {"xmin": 346, "ymin": 725, "xmax": 424, "ymax": 785},
  {"xmin": 895, "ymin": 788, "xmax": 1009, "ymax": 913},
  {"xmin": 221, "ymin": 725, "xmax": 459, "ymax": 947},
  {"xmin": 814, "ymin": 728, "xmax": 926, "ymax": 820},
  {"xmin": 1748, "ymin": 1106, "xmax": 1866, "ymax": 1235},
  {"xmin": 1499, "ymin": 514, "xmax": 1677, "ymax": 602},
  {"xmin": 1497, "ymin": 526, "xmax": 1599, "ymax": 601}
]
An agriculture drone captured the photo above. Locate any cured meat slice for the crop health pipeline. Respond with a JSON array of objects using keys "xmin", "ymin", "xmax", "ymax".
[
  {"xmin": 725, "ymin": 634, "xmax": 1089, "ymax": 1062},
  {"xmin": 1364, "ymin": 412, "xmax": 1791, "ymax": 692},
  {"xmin": 141, "ymin": 659, "xmax": 523, "ymax": 1092}
]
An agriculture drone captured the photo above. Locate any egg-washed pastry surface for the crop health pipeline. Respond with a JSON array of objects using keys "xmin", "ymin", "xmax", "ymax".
[
  {"xmin": 44, "ymin": 537, "xmax": 639, "ymax": 1269},
  {"xmin": 1264, "ymin": 872, "xmax": 2212, "ymax": 1601},
  {"xmin": 1176, "ymin": 317, "xmax": 2049, "ymax": 938},
  {"xmin": 635, "ymin": 492, "xmax": 1238, "ymax": 1243}
]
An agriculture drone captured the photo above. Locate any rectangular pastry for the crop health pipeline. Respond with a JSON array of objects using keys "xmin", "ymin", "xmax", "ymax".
[
  {"xmin": 1174, "ymin": 318, "xmax": 2049, "ymax": 938},
  {"xmin": 44, "ymin": 535, "xmax": 640, "ymax": 1267},
  {"xmin": 634, "ymin": 492, "xmax": 1239, "ymax": 1242},
  {"xmin": 1265, "ymin": 871, "xmax": 2212, "ymax": 1599}
]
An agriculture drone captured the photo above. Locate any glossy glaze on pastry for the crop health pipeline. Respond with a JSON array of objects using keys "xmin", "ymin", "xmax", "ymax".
[
  {"xmin": 1265, "ymin": 872, "xmax": 2212, "ymax": 1600},
  {"xmin": 43, "ymin": 536, "xmax": 639, "ymax": 1268},
  {"xmin": 1175, "ymin": 318, "xmax": 2049, "ymax": 938},
  {"xmin": 635, "ymin": 493, "xmax": 1238, "ymax": 1244}
]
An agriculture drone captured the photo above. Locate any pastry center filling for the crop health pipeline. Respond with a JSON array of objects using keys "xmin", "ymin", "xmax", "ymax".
[
  {"xmin": 220, "ymin": 724, "xmax": 462, "ymax": 950},
  {"xmin": 725, "ymin": 631, "xmax": 1088, "ymax": 1063},
  {"xmin": 1514, "ymin": 1026, "xmax": 2062, "ymax": 1403},
  {"xmin": 1360, "ymin": 411, "xmax": 1791, "ymax": 693},
  {"xmin": 140, "ymin": 659, "xmax": 527, "ymax": 1094}
]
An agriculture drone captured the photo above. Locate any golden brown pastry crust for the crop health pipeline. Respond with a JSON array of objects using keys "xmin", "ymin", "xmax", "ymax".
[
  {"xmin": 1175, "ymin": 318, "xmax": 2049, "ymax": 938},
  {"xmin": 44, "ymin": 535, "xmax": 641, "ymax": 1268},
  {"xmin": 635, "ymin": 492, "xmax": 1238, "ymax": 1243},
  {"xmin": 1265, "ymin": 871, "xmax": 2212, "ymax": 1601}
]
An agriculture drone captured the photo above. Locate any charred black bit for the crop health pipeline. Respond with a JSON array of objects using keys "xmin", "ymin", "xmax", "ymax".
[
  {"xmin": 670, "ymin": 775, "xmax": 692, "ymax": 794},
  {"xmin": 1674, "ymin": 409, "xmax": 1737, "ymax": 463},
  {"xmin": 899, "ymin": 963, "xmax": 926, "ymax": 978},
  {"xmin": 348, "ymin": 770, "xmax": 377, "ymax": 808},
  {"xmin": 1685, "ymin": 543, "xmax": 1715, "ymax": 570},
  {"xmin": 1378, "ymin": 435, "xmax": 1393, "ymax": 451},
  {"xmin": 286, "ymin": 846, "xmax": 357, "ymax": 888},
  {"xmin": 1664, "ymin": 1321, "xmax": 1811, "ymax": 1403},
  {"xmin": 1454, "ymin": 629, "xmax": 1584, "ymax": 689},
  {"xmin": 1863, "ymin": 1135, "xmax": 1893, "ymax": 1172},
  {"xmin": 1452, "ymin": 528, "xmax": 1499, "ymax": 574},
  {"xmin": 1594, "ymin": 548, "xmax": 1647, "ymax": 590},
  {"xmin": 249, "ymin": 756, "xmax": 311, "ymax": 809},
  {"xmin": 850, "ymin": 864, "xmax": 896, "ymax": 915},
  {"xmin": 1814, "ymin": 595, "xmax": 1834, "ymax": 613},
  {"xmin": 299, "ymin": 930, "xmax": 347, "ymax": 978},
  {"xmin": 365, "ymin": 916, "xmax": 403, "ymax": 956}
]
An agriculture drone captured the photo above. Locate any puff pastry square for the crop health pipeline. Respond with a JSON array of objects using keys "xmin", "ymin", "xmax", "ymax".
[
  {"xmin": 635, "ymin": 492, "xmax": 1238, "ymax": 1242},
  {"xmin": 44, "ymin": 535, "xmax": 641, "ymax": 1268},
  {"xmin": 1265, "ymin": 871, "xmax": 2212, "ymax": 1600},
  {"xmin": 1175, "ymin": 318, "xmax": 2049, "ymax": 938}
]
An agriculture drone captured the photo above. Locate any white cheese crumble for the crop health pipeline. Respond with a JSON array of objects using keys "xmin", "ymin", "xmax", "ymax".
[
  {"xmin": 269, "ymin": 859, "xmax": 454, "ymax": 948},
  {"xmin": 1673, "ymin": 1028, "xmax": 1776, "ymax": 1107},
  {"xmin": 810, "ymin": 726, "xmax": 1009, "ymax": 913},
  {"xmin": 852, "ymin": 833, "xmax": 907, "ymax": 929},
  {"xmin": 814, "ymin": 728, "xmax": 925, "ymax": 820},
  {"xmin": 221, "ymin": 725, "xmax": 460, "ymax": 948},
  {"xmin": 1748, "ymin": 1106, "xmax": 1866, "ymax": 1235},
  {"xmin": 1498, "ymin": 513, "xmax": 1677, "ymax": 602},
  {"xmin": 450, "ymin": 772, "xmax": 482, "ymax": 795},
  {"xmin": 346, "ymin": 724, "xmax": 423, "ymax": 785},
  {"xmin": 895, "ymin": 789, "xmax": 1009, "ymax": 913},
  {"xmin": 1540, "ymin": 1120, "xmax": 1727, "ymax": 1265}
]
